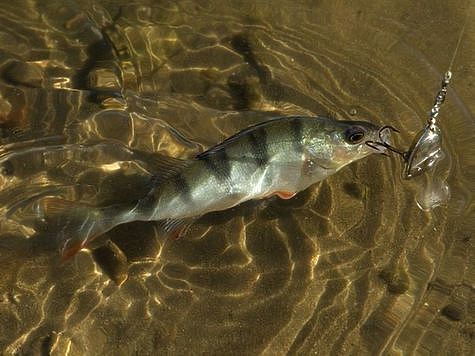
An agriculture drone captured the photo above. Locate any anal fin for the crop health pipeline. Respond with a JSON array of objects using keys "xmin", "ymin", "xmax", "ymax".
[{"xmin": 157, "ymin": 217, "xmax": 197, "ymax": 240}]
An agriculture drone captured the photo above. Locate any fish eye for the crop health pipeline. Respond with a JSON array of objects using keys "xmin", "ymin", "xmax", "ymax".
[{"xmin": 344, "ymin": 126, "xmax": 366, "ymax": 144}]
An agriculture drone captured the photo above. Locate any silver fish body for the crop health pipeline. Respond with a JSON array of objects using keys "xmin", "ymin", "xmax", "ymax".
[
  {"xmin": 36, "ymin": 116, "xmax": 389, "ymax": 259},
  {"xmin": 137, "ymin": 116, "xmax": 385, "ymax": 220}
]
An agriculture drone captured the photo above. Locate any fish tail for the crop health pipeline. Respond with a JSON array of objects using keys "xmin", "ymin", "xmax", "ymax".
[
  {"xmin": 40, "ymin": 154, "xmax": 196, "ymax": 260},
  {"xmin": 40, "ymin": 198, "xmax": 129, "ymax": 261}
]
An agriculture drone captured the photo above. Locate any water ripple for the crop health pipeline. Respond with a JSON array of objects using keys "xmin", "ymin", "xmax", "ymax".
[{"xmin": 0, "ymin": 1, "xmax": 473, "ymax": 355}]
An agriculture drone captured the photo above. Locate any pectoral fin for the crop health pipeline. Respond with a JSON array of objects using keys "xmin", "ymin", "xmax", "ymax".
[
  {"xmin": 302, "ymin": 148, "xmax": 338, "ymax": 175},
  {"xmin": 261, "ymin": 190, "xmax": 296, "ymax": 200},
  {"xmin": 274, "ymin": 191, "xmax": 296, "ymax": 200}
]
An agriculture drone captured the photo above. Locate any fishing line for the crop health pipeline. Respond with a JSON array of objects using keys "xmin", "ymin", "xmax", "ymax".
[{"xmin": 447, "ymin": 6, "xmax": 469, "ymax": 73}]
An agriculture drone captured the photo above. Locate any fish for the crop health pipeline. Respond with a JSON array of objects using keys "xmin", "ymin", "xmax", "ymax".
[{"xmin": 37, "ymin": 116, "xmax": 390, "ymax": 260}]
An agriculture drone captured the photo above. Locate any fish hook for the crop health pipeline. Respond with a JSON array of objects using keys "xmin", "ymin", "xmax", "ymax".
[{"xmin": 365, "ymin": 125, "xmax": 408, "ymax": 160}]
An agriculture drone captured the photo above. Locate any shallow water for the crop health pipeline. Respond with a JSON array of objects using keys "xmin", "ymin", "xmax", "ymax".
[{"xmin": 0, "ymin": 1, "xmax": 474, "ymax": 355}]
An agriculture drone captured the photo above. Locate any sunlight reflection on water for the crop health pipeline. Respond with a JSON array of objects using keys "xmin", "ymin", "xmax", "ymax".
[{"xmin": 0, "ymin": 1, "xmax": 473, "ymax": 355}]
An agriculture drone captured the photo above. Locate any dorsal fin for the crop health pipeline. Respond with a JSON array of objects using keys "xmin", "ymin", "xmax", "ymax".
[
  {"xmin": 147, "ymin": 154, "xmax": 193, "ymax": 185},
  {"xmin": 196, "ymin": 116, "xmax": 297, "ymax": 158},
  {"xmin": 135, "ymin": 154, "xmax": 195, "ymax": 211}
]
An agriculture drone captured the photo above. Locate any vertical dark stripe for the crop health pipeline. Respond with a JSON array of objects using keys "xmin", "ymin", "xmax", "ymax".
[
  {"xmin": 290, "ymin": 117, "xmax": 304, "ymax": 153},
  {"xmin": 248, "ymin": 128, "xmax": 269, "ymax": 166},
  {"xmin": 199, "ymin": 148, "xmax": 231, "ymax": 182},
  {"xmin": 174, "ymin": 173, "xmax": 192, "ymax": 202}
]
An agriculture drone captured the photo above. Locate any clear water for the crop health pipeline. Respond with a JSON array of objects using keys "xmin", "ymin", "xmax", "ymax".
[{"xmin": 0, "ymin": 1, "xmax": 473, "ymax": 354}]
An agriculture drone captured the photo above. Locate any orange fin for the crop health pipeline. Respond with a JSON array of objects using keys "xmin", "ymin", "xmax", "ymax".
[
  {"xmin": 60, "ymin": 238, "xmax": 85, "ymax": 262},
  {"xmin": 274, "ymin": 191, "xmax": 296, "ymax": 200},
  {"xmin": 41, "ymin": 200, "xmax": 125, "ymax": 262},
  {"xmin": 60, "ymin": 227, "xmax": 108, "ymax": 262},
  {"xmin": 171, "ymin": 225, "xmax": 188, "ymax": 240}
]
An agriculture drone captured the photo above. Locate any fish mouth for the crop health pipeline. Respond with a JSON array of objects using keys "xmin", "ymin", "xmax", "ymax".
[{"xmin": 365, "ymin": 125, "xmax": 405, "ymax": 157}]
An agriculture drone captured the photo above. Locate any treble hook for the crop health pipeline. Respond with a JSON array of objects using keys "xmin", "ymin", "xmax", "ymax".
[{"xmin": 365, "ymin": 125, "xmax": 408, "ymax": 159}]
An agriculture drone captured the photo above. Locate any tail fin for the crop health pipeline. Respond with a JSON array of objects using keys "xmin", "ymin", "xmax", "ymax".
[{"xmin": 40, "ymin": 198, "xmax": 129, "ymax": 261}]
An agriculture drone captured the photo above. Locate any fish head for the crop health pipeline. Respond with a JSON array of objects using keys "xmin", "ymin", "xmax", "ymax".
[{"xmin": 305, "ymin": 118, "xmax": 391, "ymax": 169}]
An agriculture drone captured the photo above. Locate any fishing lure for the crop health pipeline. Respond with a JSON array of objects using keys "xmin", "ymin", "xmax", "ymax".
[
  {"xmin": 364, "ymin": 71, "xmax": 452, "ymax": 210},
  {"xmin": 366, "ymin": 13, "xmax": 468, "ymax": 210},
  {"xmin": 402, "ymin": 71, "xmax": 450, "ymax": 179}
]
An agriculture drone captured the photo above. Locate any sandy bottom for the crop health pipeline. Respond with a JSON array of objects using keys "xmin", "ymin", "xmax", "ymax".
[{"xmin": 0, "ymin": 1, "xmax": 473, "ymax": 354}]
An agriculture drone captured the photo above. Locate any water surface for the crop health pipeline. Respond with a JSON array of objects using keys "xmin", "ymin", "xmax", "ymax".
[{"xmin": 0, "ymin": 1, "xmax": 474, "ymax": 354}]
